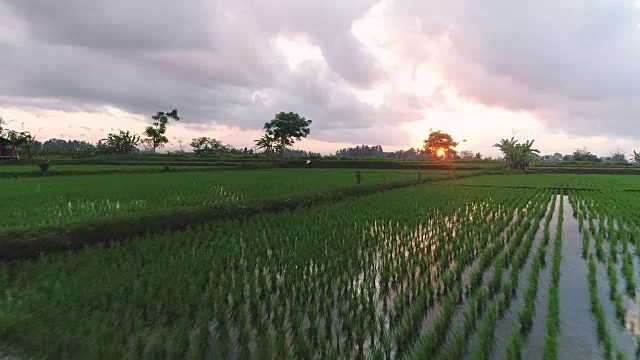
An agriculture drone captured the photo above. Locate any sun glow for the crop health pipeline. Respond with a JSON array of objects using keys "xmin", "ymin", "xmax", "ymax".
[{"xmin": 436, "ymin": 148, "xmax": 446, "ymax": 157}]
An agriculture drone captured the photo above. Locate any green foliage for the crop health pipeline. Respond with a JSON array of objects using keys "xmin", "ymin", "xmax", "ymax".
[
  {"xmin": 99, "ymin": 130, "xmax": 140, "ymax": 155},
  {"xmin": 263, "ymin": 112, "xmax": 312, "ymax": 159},
  {"xmin": 632, "ymin": 150, "xmax": 640, "ymax": 165},
  {"xmin": 0, "ymin": 116, "xmax": 36, "ymax": 159},
  {"xmin": 142, "ymin": 109, "xmax": 179, "ymax": 152},
  {"xmin": 254, "ymin": 134, "xmax": 275, "ymax": 157},
  {"xmin": 38, "ymin": 160, "xmax": 50, "ymax": 174},
  {"xmin": 40, "ymin": 139, "xmax": 97, "ymax": 157},
  {"xmin": 189, "ymin": 137, "xmax": 227, "ymax": 156},
  {"xmin": 355, "ymin": 169, "xmax": 362, "ymax": 185},
  {"xmin": 6, "ymin": 131, "xmax": 37, "ymax": 159},
  {"xmin": 572, "ymin": 148, "xmax": 601, "ymax": 163},
  {"xmin": 493, "ymin": 137, "xmax": 540, "ymax": 170}
]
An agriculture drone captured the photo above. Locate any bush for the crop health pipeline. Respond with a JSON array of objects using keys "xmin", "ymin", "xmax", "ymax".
[{"xmin": 38, "ymin": 160, "xmax": 50, "ymax": 174}]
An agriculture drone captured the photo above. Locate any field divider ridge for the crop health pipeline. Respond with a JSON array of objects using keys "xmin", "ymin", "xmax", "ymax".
[{"xmin": 0, "ymin": 171, "xmax": 490, "ymax": 262}]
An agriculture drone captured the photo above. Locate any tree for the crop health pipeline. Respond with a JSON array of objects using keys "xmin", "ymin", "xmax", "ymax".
[
  {"xmin": 605, "ymin": 149, "xmax": 627, "ymax": 163},
  {"xmin": 100, "ymin": 130, "xmax": 140, "ymax": 155},
  {"xmin": 143, "ymin": 109, "xmax": 180, "ymax": 152},
  {"xmin": 493, "ymin": 137, "xmax": 540, "ymax": 170},
  {"xmin": 542, "ymin": 152, "xmax": 563, "ymax": 163},
  {"xmin": 459, "ymin": 150, "xmax": 476, "ymax": 160},
  {"xmin": 254, "ymin": 134, "xmax": 275, "ymax": 157},
  {"xmin": 572, "ymin": 148, "xmax": 600, "ymax": 162},
  {"xmin": 5, "ymin": 130, "xmax": 35, "ymax": 159},
  {"xmin": 631, "ymin": 150, "xmax": 640, "ymax": 165},
  {"xmin": 190, "ymin": 137, "xmax": 227, "ymax": 156},
  {"xmin": 336, "ymin": 145, "xmax": 384, "ymax": 158},
  {"xmin": 12, "ymin": 132, "xmax": 38, "ymax": 159},
  {"xmin": 263, "ymin": 112, "xmax": 312, "ymax": 159},
  {"xmin": 422, "ymin": 130, "xmax": 459, "ymax": 159},
  {"xmin": 41, "ymin": 139, "xmax": 96, "ymax": 157}
]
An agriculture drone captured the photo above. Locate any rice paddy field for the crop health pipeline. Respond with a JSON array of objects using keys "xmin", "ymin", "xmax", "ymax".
[
  {"xmin": 1, "ymin": 170, "xmax": 640, "ymax": 359},
  {"xmin": 0, "ymin": 169, "xmax": 469, "ymax": 232},
  {"xmin": 0, "ymin": 165, "xmax": 189, "ymax": 173}
]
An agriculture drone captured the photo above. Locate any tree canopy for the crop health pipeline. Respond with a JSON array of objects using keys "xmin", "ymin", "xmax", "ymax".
[
  {"xmin": 263, "ymin": 112, "xmax": 312, "ymax": 159},
  {"xmin": 422, "ymin": 130, "xmax": 459, "ymax": 159},
  {"xmin": 143, "ymin": 109, "xmax": 179, "ymax": 152},
  {"xmin": 570, "ymin": 149, "xmax": 600, "ymax": 162},
  {"xmin": 0, "ymin": 117, "xmax": 37, "ymax": 159},
  {"xmin": 99, "ymin": 130, "xmax": 140, "ymax": 155},
  {"xmin": 190, "ymin": 137, "xmax": 227, "ymax": 156}
]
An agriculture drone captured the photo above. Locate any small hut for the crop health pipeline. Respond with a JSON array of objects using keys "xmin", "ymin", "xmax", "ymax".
[{"xmin": 0, "ymin": 137, "xmax": 17, "ymax": 160}]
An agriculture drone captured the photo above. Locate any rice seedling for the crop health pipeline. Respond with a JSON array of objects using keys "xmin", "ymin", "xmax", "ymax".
[
  {"xmin": 543, "ymin": 193, "xmax": 563, "ymax": 360},
  {"xmin": 1, "ymin": 168, "xmax": 464, "ymax": 232},
  {"xmin": 621, "ymin": 247, "xmax": 637, "ymax": 298},
  {"xmin": 471, "ymin": 304, "xmax": 499, "ymax": 360},
  {"xmin": 589, "ymin": 254, "xmax": 615, "ymax": 359},
  {"xmin": 583, "ymin": 228, "xmax": 590, "ymax": 259},
  {"xmin": 4, "ymin": 174, "xmax": 640, "ymax": 358}
]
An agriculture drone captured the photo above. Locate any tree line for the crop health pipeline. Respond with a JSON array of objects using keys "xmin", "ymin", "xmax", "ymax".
[{"xmin": 3, "ymin": 111, "xmax": 640, "ymax": 168}]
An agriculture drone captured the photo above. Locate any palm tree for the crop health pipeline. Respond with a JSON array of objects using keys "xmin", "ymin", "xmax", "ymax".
[
  {"xmin": 632, "ymin": 150, "xmax": 640, "ymax": 165},
  {"xmin": 494, "ymin": 137, "xmax": 540, "ymax": 170},
  {"xmin": 255, "ymin": 134, "xmax": 274, "ymax": 158}
]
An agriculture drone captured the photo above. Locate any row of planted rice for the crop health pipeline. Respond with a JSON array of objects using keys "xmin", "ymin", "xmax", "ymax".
[
  {"xmin": 2, "ymin": 174, "xmax": 640, "ymax": 359},
  {"xmin": 0, "ymin": 169, "xmax": 470, "ymax": 231},
  {"xmin": 0, "ymin": 183, "xmax": 542, "ymax": 358}
]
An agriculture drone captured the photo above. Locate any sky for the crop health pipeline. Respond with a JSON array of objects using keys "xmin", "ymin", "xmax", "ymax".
[{"xmin": 2, "ymin": 0, "xmax": 640, "ymax": 157}]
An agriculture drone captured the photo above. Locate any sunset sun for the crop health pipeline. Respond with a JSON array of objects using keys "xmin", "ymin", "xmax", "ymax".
[{"xmin": 436, "ymin": 148, "xmax": 446, "ymax": 157}]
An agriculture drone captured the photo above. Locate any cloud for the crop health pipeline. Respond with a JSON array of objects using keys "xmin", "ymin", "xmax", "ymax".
[
  {"xmin": 4, "ymin": 0, "xmax": 640, "ymax": 153},
  {"xmin": 386, "ymin": 0, "xmax": 640, "ymax": 139},
  {"xmin": 0, "ymin": 0, "xmax": 398, "ymax": 145}
]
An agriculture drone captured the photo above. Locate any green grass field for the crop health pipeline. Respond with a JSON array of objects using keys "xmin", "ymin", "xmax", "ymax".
[
  {"xmin": 0, "ymin": 169, "xmax": 471, "ymax": 231},
  {"xmin": 1, "ymin": 171, "xmax": 639, "ymax": 358}
]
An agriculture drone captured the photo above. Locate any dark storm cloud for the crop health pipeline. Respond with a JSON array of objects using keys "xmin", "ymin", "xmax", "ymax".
[
  {"xmin": 0, "ymin": 0, "xmax": 400, "ymax": 144},
  {"xmin": 390, "ymin": 0, "xmax": 640, "ymax": 138},
  {"xmin": 4, "ymin": 0, "xmax": 219, "ymax": 50}
]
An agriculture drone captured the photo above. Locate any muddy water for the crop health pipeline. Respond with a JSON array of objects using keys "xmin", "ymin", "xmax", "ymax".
[
  {"xmin": 556, "ymin": 195, "xmax": 603, "ymax": 359},
  {"xmin": 521, "ymin": 195, "xmax": 561, "ymax": 359}
]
